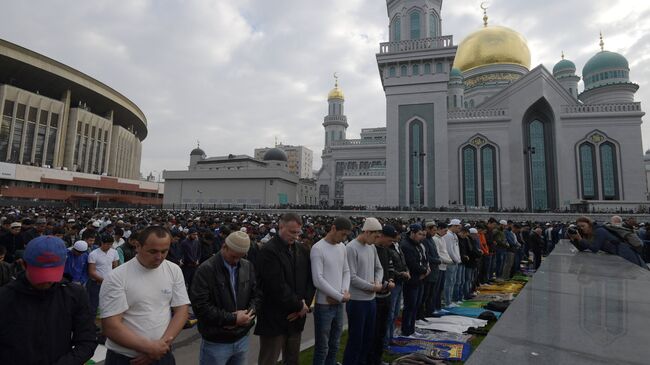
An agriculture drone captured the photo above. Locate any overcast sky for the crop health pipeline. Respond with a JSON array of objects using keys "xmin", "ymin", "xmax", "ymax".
[{"xmin": 2, "ymin": 0, "xmax": 649, "ymax": 178}]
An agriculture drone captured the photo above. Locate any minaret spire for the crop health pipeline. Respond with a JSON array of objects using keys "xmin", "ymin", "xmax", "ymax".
[
  {"xmin": 481, "ymin": 2, "xmax": 489, "ymax": 27},
  {"xmin": 599, "ymin": 31, "xmax": 604, "ymax": 51}
]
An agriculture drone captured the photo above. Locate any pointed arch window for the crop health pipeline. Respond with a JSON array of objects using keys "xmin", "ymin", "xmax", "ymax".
[
  {"xmin": 410, "ymin": 11, "xmax": 421, "ymax": 40},
  {"xmin": 528, "ymin": 120, "xmax": 548, "ymax": 210},
  {"xmin": 389, "ymin": 66, "xmax": 396, "ymax": 77},
  {"xmin": 400, "ymin": 65, "xmax": 408, "ymax": 76},
  {"xmin": 600, "ymin": 142, "xmax": 619, "ymax": 199},
  {"xmin": 393, "ymin": 18, "xmax": 401, "ymax": 41},
  {"xmin": 460, "ymin": 137, "xmax": 499, "ymax": 208},
  {"xmin": 409, "ymin": 120, "xmax": 425, "ymax": 206},
  {"xmin": 462, "ymin": 146, "xmax": 477, "ymax": 206},
  {"xmin": 429, "ymin": 13, "xmax": 439, "ymax": 38},
  {"xmin": 579, "ymin": 143, "xmax": 597, "ymax": 199},
  {"xmin": 424, "ymin": 63, "xmax": 431, "ymax": 74},
  {"xmin": 481, "ymin": 145, "xmax": 497, "ymax": 208}
]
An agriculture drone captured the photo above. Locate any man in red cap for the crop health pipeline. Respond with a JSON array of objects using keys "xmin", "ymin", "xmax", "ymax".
[{"xmin": 0, "ymin": 235, "xmax": 97, "ymax": 364}]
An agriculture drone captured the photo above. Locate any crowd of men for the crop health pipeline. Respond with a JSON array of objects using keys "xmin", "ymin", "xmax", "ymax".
[{"xmin": 0, "ymin": 207, "xmax": 648, "ymax": 365}]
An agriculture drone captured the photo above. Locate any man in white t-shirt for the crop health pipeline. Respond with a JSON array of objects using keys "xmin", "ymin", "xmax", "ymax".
[
  {"xmin": 87, "ymin": 235, "xmax": 119, "ymax": 317},
  {"xmin": 100, "ymin": 226, "xmax": 190, "ymax": 365}
]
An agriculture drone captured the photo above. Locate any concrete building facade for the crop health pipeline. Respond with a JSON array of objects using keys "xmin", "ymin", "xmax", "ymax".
[
  {"xmin": 163, "ymin": 147, "xmax": 298, "ymax": 208},
  {"xmin": 0, "ymin": 38, "xmax": 146, "ymax": 180}
]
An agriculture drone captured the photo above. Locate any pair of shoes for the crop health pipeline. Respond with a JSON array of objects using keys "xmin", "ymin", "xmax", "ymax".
[{"xmin": 447, "ymin": 303, "xmax": 459, "ymax": 308}]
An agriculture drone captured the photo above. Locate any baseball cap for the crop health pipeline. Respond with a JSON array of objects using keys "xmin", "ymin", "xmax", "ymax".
[
  {"xmin": 362, "ymin": 217, "xmax": 382, "ymax": 232},
  {"xmin": 73, "ymin": 240, "xmax": 88, "ymax": 252},
  {"xmin": 408, "ymin": 223, "xmax": 423, "ymax": 232},
  {"xmin": 23, "ymin": 236, "xmax": 68, "ymax": 284},
  {"xmin": 382, "ymin": 225, "xmax": 399, "ymax": 238}
]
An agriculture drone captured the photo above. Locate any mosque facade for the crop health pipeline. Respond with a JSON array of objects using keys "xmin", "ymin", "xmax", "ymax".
[{"xmin": 316, "ymin": 0, "xmax": 646, "ymax": 211}]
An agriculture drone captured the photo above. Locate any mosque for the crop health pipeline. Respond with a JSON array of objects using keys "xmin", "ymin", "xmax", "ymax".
[{"xmin": 316, "ymin": 0, "xmax": 646, "ymax": 211}]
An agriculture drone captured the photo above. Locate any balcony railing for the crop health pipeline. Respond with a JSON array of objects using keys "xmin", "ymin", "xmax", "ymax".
[
  {"xmin": 331, "ymin": 138, "xmax": 386, "ymax": 146},
  {"xmin": 448, "ymin": 108, "xmax": 509, "ymax": 120},
  {"xmin": 323, "ymin": 115, "xmax": 348, "ymax": 123},
  {"xmin": 562, "ymin": 102, "xmax": 641, "ymax": 114},
  {"xmin": 379, "ymin": 35, "xmax": 453, "ymax": 54},
  {"xmin": 343, "ymin": 169, "xmax": 386, "ymax": 177}
]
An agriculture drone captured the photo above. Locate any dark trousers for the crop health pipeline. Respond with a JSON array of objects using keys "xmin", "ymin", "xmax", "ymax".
[
  {"xmin": 182, "ymin": 266, "xmax": 197, "ymax": 289},
  {"xmin": 401, "ymin": 282, "xmax": 423, "ymax": 336},
  {"xmin": 343, "ymin": 300, "xmax": 376, "ymax": 365},
  {"xmin": 368, "ymin": 297, "xmax": 391, "ymax": 365},
  {"xmin": 258, "ymin": 332, "xmax": 302, "ymax": 365},
  {"xmin": 86, "ymin": 279, "xmax": 101, "ymax": 317},
  {"xmin": 533, "ymin": 249, "xmax": 542, "ymax": 270},
  {"xmin": 105, "ymin": 349, "xmax": 175, "ymax": 365},
  {"xmin": 420, "ymin": 268, "xmax": 439, "ymax": 317},
  {"xmin": 433, "ymin": 270, "xmax": 445, "ymax": 311}
]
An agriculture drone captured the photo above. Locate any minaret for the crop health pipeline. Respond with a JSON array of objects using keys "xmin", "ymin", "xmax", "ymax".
[
  {"xmin": 323, "ymin": 74, "xmax": 348, "ymax": 147},
  {"xmin": 378, "ymin": 0, "xmax": 454, "ymax": 208}
]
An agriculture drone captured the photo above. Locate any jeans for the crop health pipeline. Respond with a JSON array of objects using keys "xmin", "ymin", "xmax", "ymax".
[
  {"xmin": 313, "ymin": 303, "xmax": 344, "ymax": 365},
  {"xmin": 443, "ymin": 264, "xmax": 458, "ymax": 306},
  {"xmin": 453, "ymin": 265, "xmax": 465, "ymax": 302},
  {"xmin": 495, "ymin": 250, "xmax": 506, "ymax": 278},
  {"xmin": 200, "ymin": 336, "xmax": 248, "ymax": 365},
  {"xmin": 401, "ymin": 282, "xmax": 423, "ymax": 336},
  {"xmin": 433, "ymin": 270, "xmax": 445, "ymax": 311},
  {"xmin": 384, "ymin": 282, "xmax": 403, "ymax": 345},
  {"xmin": 343, "ymin": 300, "xmax": 376, "ymax": 365},
  {"xmin": 463, "ymin": 267, "xmax": 474, "ymax": 299},
  {"xmin": 105, "ymin": 349, "xmax": 175, "ymax": 365}
]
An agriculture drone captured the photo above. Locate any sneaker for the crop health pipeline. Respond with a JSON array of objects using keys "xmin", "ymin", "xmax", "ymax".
[{"xmin": 447, "ymin": 303, "xmax": 459, "ymax": 308}]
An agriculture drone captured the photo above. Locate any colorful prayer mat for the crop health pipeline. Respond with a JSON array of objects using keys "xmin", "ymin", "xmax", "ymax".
[
  {"xmin": 442, "ymin": 306, "xmax": 502, "ymax": 319},
  {"xmin": 389, "ymin": 338, "xmax": 472, "ymax": 361}
]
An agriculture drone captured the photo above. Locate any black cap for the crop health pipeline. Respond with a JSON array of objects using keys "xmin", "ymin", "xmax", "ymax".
[{"xmin": 382, "ymin": 225, "xmax": 399, "ymax": 238}]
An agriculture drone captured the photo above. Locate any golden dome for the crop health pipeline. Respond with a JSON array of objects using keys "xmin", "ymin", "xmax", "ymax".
[
  {"xmin": 328, "ymin": 83, "xmax": 344, "ymax": 100},
  {"xmin": 453, "ymin": 25, "xmax": 531, "ymax": 73}
]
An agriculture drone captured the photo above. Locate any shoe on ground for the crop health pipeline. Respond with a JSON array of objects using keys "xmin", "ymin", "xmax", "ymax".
[{"xmin": 447, "ymin": 303, "xmax": 459, "ymax": 308}]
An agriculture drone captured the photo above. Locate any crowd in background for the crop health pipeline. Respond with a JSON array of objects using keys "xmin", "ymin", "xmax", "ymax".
[{"xmin": 0, "ymin": 207, "xmax": 648, "ymax": 365}]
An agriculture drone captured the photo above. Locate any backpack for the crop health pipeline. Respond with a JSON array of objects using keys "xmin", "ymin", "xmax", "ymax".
[{"xmin": 603, "ymin": 224, "xmax": 644, "ymax": 254}]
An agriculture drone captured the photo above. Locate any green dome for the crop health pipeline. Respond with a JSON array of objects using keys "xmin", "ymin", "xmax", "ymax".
[
  {"xmin": 582, "ymin": 51, "xmax": 629, "ymax": 77},
  {"xmin": 450, "ymin": 68, "xmax": 462, "ymax": 78},
  {"xmin": 553, "ymin": 59, "xmax": 576, "ymax": 75}
]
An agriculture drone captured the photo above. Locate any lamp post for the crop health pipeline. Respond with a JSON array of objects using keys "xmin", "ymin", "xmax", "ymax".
[
  {"xmin": 94, "ymin": 191, "xmax": 100, "ymax": 209},
  {"xmin": 524, "ymin": 146, "xmax": 536, "ymax": 213}
]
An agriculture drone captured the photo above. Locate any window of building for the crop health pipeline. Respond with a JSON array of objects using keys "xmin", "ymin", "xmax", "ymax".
[
  {"xmin": 0, "ymin": 115, "xmax": 11, "ymax": 160},
  {"xmin": 412, "ymin": 64, "xmax": 419, "ymax": 75},
  {"xmin": 424, "ymin": 63, "xmax": 431, "ymax": 74},
  {"xmin": 400, "ymin": 65, "xmax": 408, "ymax": 76},
  {"xmin": 2, "ymin": 100, "xmax": 14, "ymax": 117},
  {"xmin": 429, "ymin": 13, "xmax": 439, "ymax": 38},
  {"xmin": 528, "ymin": 120, "xmax": 549, "ymax": 210},
  {"xmin": 46, "ymin": 124, "xmax": 57, "ymax": 166},
  {"xmin": 11, "ymin": 120, "xmax": 23, "ymax": 163},
  {"xmin": 579, "ymin": 142, "xmax": 597, "ymax": 199},
  {"xmin": 389, "ymin": 66, "xmax": 396, "ymax": 77},
  {"xmin": 22, "ymin": 121, "xmax": 35, "ymax": 163},
  {"xmin": 462, "ymin": 146, "xmax": 477, "ymax": 206},
  {"xmin": 34, "ymin": 125, "xmax": 46, "ymax": 164},
  {"xmin": 393, "ymin": 18, "xmax": 401, "ymax": 41},
  {"xmin": 436, "ymin": 62, "xmax": 443, "ymax": 73},
  {"xmin": 84, "ymin": 124, "xmax": 89, "ymax": 136},
  {"xmin": 453, "ymin": 95, "xmax": 457, "ymax": 108},
  {"xmin": 600, "ymin": 142, "xmax": 619, "ymax": 199},
  {"xmin": 409, "ymin": 120, "xmax": 424, "ymax": 206},
  {"xmin": 39, "ymin": 111, "xmax": 48, "ymax": 125},
  {"xmin": 50, "ymin": 113, "xmax": 59, "ymax": 128},
  {"xmin": 16, "ymin": 104, "xmax": 26, "ymax": 120},
  {"xmin": 481, "ymin": 145, "xmax": 497, "ymax": 208},
  {"xmin": 410, "ymin": 11, "xmax": 421, "ymax": 40}
]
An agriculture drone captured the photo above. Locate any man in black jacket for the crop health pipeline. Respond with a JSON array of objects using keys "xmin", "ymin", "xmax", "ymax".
[
  {"xmin": 0, "ymin": 235, "xmax": 97, "ymax": 365},
  {"xmin": 191, "ymin": 231, "xmax": 260, "ymax": 365},
  {"xmin": 400, "ymin": 224, "xmax": 429, "ymax": 337},
  {"xmin": 384, "ymin": 225, "xmax": 409, "ymax": 346},
  {"xmin": 255, "ymin": 213, "xmax": 315, "ymax": 365}
]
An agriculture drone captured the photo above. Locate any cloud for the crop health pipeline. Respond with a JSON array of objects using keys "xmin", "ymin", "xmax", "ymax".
[{"xmin": 0, "ymin": 0, "xmax": 648, "ymax": 179}]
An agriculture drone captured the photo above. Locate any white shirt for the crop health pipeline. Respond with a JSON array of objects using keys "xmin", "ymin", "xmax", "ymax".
[
  {"xmin": 433, "ymin": 234, "xmax": 453, "ymax": 270},
  {"xmin": 88, "ymin": 248, "xmax": 119, "ymax": 280},
  {"xmin": 112, "ymin": 238, "xmax": 125, "ymax": 250},
  {"xmin": 310, "ymin": 238, "xmax": 350, "ymax": 304},
  {"xmin": 444, "ymin": 231, "xmax": 461, "ymax": 264},
  {"xmin": 99, "ymin": 258, "xmax": 190, "ymax": 357}
]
